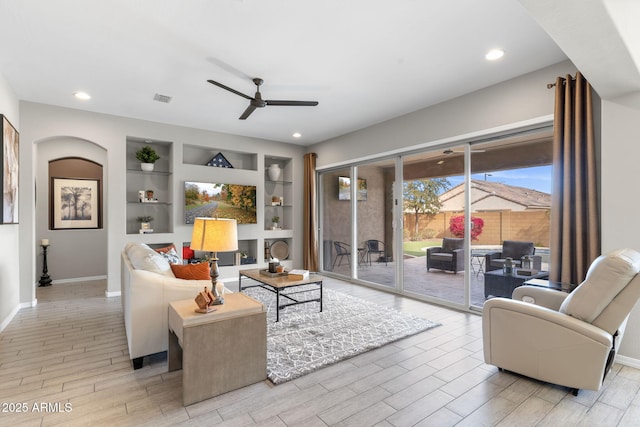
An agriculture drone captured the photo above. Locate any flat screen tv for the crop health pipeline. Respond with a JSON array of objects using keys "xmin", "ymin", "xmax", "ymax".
[
  {"xmin": 184, "ymin": 181, "xmax": 257, "ymax": 224},
  {"xmin": 338, "ymin": 176, "xmax": 367, "ymax": 201}
]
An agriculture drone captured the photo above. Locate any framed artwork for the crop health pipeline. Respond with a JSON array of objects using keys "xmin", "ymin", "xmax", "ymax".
[
  {"xmin": 338, "ymin": 176, "xmax": 367, "ymax": 201},
  {"xmin": 1, "ymin": 114, "xmax": 19, "ymax": 224},
  {"xmin": 51, "ymin": 178, "xmax": 100, "ymax": 229},
  {"xmin": 184, "ymin": 181, "xmax": 256, "ymax": 224}
]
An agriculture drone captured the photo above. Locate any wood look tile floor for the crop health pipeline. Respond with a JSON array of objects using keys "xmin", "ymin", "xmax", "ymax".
[{"xmin": 1, "ymin": 279, "xmax": 640, "ymax": 426}]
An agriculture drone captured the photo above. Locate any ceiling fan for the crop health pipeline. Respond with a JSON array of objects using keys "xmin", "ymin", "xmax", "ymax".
[{"xmin": 207, "ymin": 77, "xmax": 319, "ymax": 120}]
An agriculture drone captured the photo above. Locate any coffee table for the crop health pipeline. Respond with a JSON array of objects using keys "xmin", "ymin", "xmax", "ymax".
[
  {"xmin": 239, "ymin": 268, "xmax": 323, "ymax": 322},
  {"xmin": 484, "ymin": 269, "xmax": 549, "ymax": 299}
]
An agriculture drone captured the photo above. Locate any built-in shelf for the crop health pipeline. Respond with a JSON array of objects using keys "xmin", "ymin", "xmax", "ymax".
[
  {"xmin": 126, "ymin": 137, "xmax": 173, "ymax": 235},
  {"xmin": 264, "ymin": 156, "xmax": 293, "ymax": 231}
]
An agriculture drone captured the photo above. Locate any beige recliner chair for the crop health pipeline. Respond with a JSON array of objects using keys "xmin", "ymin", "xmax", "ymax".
[{"xmin": 483, "ymin": 248, "xmax": 640, "ymax": 395}]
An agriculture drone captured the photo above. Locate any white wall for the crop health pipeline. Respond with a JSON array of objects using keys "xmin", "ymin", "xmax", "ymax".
[
  {"xmin": 601, "ymin": 91, "xmax": 640, "ymax": 361},
  {"xmin": 0, "ymin": 71, "xmax": 21, "ymax": 331},
  {"xmin": 311, "ymin": 61, "xmax": 573, "ymax": 168},
  {"xmin": 19, "ymin": 102, "xmax": 305, "ymax": 301}
]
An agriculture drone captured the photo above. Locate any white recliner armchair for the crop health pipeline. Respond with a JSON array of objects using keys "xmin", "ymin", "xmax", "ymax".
[{"xmin": 483, "ymin": 248, "xmax": 640, "ymax": 395}]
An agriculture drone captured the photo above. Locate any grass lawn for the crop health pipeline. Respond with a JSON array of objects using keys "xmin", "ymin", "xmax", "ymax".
[{"xmin": 403, "ymin": 239, "xmax": 441, "ymax": 257}]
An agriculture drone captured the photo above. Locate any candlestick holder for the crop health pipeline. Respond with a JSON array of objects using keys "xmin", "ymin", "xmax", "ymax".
[{"xmin": 39, "ymin": 244, "xmax": 52, "ymax": 287}]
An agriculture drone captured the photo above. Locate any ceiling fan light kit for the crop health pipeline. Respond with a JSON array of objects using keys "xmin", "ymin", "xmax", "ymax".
[{"xmin": 207, "ymin": 77, "xmax": 318, "ymax": 120}]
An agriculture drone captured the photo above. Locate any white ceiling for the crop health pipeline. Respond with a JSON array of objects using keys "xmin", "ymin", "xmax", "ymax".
[{"xmin": 0, "ymin": 0, "xmax": 571, "ymax": 145}]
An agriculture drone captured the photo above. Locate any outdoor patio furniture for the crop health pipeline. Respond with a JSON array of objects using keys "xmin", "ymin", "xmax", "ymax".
[
  {"xmin": 332, "ymin": 241, "xmax": 351, "ymax": 268},
  {"xmin": 485, "ymin": 240, "xmax": 539, "ymax": 272},
  {"xmin": 484, "ymin": 269, "xmax": 549, "ymax": 299},
  {"xmin": 365, "ymin": 239, "xmax": 387, "ymax": 266},
  {"xmin": 426, "ymin": 237, "xmax": 464, "ymax": 273}
]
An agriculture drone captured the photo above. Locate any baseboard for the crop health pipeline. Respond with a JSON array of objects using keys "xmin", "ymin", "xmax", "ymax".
[
  {"xmin": 615, "ymin": 354, "xmax": 640, "ymax": 369},
  {"xmin": 105, "ymin": 290, "xmax": 121, "ymax": 298},
  {"xmin": 0, "ymin": 304, "xmax": 20, "ymax": 333},
  {"xmin": 52, "ymin": 275, "xmax": 107, "ymax": 284}
]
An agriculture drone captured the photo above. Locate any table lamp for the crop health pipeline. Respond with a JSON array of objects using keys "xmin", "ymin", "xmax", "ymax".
[{"xmin": 190, "ymin": 217, "xmax": 238, "ymax": 305}]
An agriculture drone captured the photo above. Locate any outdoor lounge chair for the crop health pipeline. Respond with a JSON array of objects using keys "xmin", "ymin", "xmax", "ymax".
[{"xmin": 426, "ymin": 237, "xmax": 464, "ymax": 273}]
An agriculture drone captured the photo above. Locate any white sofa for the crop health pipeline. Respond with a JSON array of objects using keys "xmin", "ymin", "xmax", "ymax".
[{"xmin": 121, "ymin": 242, "xmax": 226, "ymax": 369}]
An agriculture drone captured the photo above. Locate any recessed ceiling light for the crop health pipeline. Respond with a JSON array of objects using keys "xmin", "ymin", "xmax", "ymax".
[
  {"xmin": 73, "ymin": 91, "xmax": 91, "ymax": 100},
  {"xmin": 292, "ymin": 132, "xmax": 302, "ymax": 138},
  {"xmin": 485, "ymin": 49, "xmax": 504, "ymax": 61}
]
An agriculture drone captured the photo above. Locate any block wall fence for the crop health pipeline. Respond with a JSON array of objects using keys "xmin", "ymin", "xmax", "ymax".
[{"xmin": 404, "ymin": 209, "xmax": 551, "ymax": 247}]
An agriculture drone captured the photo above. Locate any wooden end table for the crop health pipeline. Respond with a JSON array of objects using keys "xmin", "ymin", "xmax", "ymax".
[
  {"xmin": 168, "ymin": 293, "xmax": 266, "ymax": 406},
  {"xmin": 239, "ymin": 268, "xmax": 323, "ymax": 322}
]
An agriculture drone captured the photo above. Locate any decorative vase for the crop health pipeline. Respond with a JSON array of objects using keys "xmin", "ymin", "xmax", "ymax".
[
  {"xmin": 267, "ymin": 164, "xmax": 281, "ymax": 181},
  {"xmin": 141, "ymin": 163, "xmax": 154, "ymax": 172}
]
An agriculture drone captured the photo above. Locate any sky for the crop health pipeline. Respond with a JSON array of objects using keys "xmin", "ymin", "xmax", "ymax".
[{"xmin": 447, "ymin": 165, "xmax": 552, "ymax": 194}]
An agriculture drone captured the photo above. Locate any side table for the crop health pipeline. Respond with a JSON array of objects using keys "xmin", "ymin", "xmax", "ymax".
[
  {"xmin": 484, "ymin": 270, "xmax": 549, "ymax": 299},
  {"xmin": 168, "ymin": 293, "xmax": 267, "ymax": 406}
]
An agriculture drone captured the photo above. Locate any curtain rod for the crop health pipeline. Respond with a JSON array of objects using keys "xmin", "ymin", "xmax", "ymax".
[{"xmin": 547, "ymin": 74, "xmax": 577, "ymax": 89}]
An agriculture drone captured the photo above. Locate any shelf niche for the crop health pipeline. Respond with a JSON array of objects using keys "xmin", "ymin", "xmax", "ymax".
[
  {"xmin": 183, "ymin": 145, "xmax": 258, "ymax": 171},
  {"xmin": 264, "ymin": 156, "xmax": 292, "ymax": 231},
  {"xmin": 126, "ymin": 137, "xmax": 173, "ymax": 235}
]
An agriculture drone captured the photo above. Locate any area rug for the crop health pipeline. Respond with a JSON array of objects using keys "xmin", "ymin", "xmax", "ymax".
[{"xmin": 242, "ymin": 285, "xmax": 441, "ymax": 384}]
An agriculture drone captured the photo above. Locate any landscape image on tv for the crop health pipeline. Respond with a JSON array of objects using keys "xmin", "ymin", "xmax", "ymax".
[{"xmin": 184, "ymin": 181, "xmax": 257, "ymax": 224}]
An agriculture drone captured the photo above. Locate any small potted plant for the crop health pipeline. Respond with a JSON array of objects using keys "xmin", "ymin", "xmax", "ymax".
[
  {"xmin": 135, "ymin": 145, "xmax": 160, "ymax": 172},
  {"xmin": 136, "ymin": 215, "xmax": 154, "ymax": 233},
  {"xmin": 271, "ymin": 215, "xmax": 280, "ymax": 230}
]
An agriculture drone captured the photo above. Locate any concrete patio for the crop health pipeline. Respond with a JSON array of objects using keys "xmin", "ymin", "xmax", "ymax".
[{"xmin": 328, "ymin": 255, "xmax": 487, "ymax": 306}]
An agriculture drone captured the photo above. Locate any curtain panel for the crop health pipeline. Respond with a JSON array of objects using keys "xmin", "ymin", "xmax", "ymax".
[
  {"xmin": 550, "ymin": 72, "xmax": 600, "ymax": 284},
  {"xmin": 303, "ymin": 152, "xmax": 318, "ymax": 271}
]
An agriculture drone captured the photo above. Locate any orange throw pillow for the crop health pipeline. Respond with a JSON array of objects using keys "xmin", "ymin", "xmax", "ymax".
[{"xmin": 170, "ymin": 262, "xmax": 210, "ymax": 280}]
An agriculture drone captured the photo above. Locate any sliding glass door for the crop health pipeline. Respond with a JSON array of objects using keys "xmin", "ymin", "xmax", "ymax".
[{"xmin": 318, "ymin": 127, "xmax": 553, "ymax": 312}]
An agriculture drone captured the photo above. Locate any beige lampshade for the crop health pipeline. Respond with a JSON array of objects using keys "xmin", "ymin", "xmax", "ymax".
[{"xmin": 190, "ymin": 218, "xmax": 238, "ymax": 252}]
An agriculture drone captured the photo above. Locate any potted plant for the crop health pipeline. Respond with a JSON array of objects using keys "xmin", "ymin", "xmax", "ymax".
[
  {"xmin": 136, "ymin": 215, "xmax": 154, "ymax": 232},
  {"xmin": 271, "ymin": 215, "xmax": 280, "ymax": 230},
  {"xmin": 135, "ymin": 145, "xmax": 160, "ymax": 172}
]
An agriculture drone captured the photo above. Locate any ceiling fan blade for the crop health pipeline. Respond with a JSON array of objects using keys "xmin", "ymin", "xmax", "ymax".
[
  {"xmin": 239, "ymin": 104, "xmax": 257, "ymax": 120},
  {"xmin": 265, "ymin": 100, "xmax": 319, "ymax": 107},
  {"xmin": 207, "ymin": 79, "xmax": 253, "ymax": 100}
]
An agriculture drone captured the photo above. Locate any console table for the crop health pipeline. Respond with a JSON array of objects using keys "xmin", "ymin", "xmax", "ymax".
[
  {"xmin": 168, "ymin": 293, "xmax": 267, "ymax": 406},
  {"xmin": 484, "ymin": 270, "xmax": 549, "ymax": 299}
]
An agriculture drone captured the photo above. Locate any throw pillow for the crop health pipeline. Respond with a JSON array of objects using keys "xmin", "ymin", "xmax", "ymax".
[
  {"xmin": 158, "ymin": 247, "xmax": 180, "ymax": 264},
  {"xmin": 170, "ymin": 262, "xmax": 211, "ymax": 280},
  {"xmin": 126, "ymin": 243, "xmax": 175, "ymax": 277}
]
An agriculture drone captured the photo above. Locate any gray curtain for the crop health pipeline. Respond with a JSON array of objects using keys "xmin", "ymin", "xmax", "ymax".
[
  {"xmin": 550, "ymin": 72, "xmax": 600, "ymax": 284},
  {"xmin": 303, "ymin": 152, "xmax": 318, "ymax": 271}
]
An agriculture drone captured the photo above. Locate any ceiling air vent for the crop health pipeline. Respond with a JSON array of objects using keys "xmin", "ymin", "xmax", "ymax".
[{"xmin": 153, "ymin": 93, "xmax": 172, "ymax": 103}]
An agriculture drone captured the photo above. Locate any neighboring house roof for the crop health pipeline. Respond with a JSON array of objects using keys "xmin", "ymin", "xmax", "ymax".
[{"xmin": 439, "ymin": 179, "xmax": 551, "ymax": 211}]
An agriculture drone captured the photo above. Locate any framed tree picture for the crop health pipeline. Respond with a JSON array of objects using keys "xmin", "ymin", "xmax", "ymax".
[
  {"xmin": 1, "ymin": 114, "xmax": 19, "ymax": 224},
  {"xmin": 51, "ymin": 177, "xmax": 100, "ymax": 229}
]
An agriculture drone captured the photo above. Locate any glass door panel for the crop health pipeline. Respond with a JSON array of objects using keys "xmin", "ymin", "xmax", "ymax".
[
  {"xmin": 402, "ymin": 148, "xmax": 467, "ymax": 307},
  {"xmin": 469, "ymin": 138, "xmax": 553, "ymax": 308},
  {"xmin": 355, "ymin": 160, "xmax": 396, "ymax": 288},
  {"xmin": 320, "ymin": 168, "xmax": 352, "ymax": 277}
]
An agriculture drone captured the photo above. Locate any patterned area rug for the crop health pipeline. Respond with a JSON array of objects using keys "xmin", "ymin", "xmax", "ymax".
[{"xmin": 242, "ymin": 285, "xmax": 441, "ymax": 384}]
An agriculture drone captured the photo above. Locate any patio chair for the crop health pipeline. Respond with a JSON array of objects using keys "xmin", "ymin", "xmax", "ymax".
[
  {"xmin": 485, "ymin": 240, "xmax": 540, "ymax": 272},
  {"xmin": 426, "ymin": 237, "xmax": 464, "ymax": 273},
  {"xmin": 332, "ymin": 241, "xmax": 351, "ymax": 268},
  {"xmin": 365, "ymin": 239, "xmax": 387, "ymax": 266}
]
